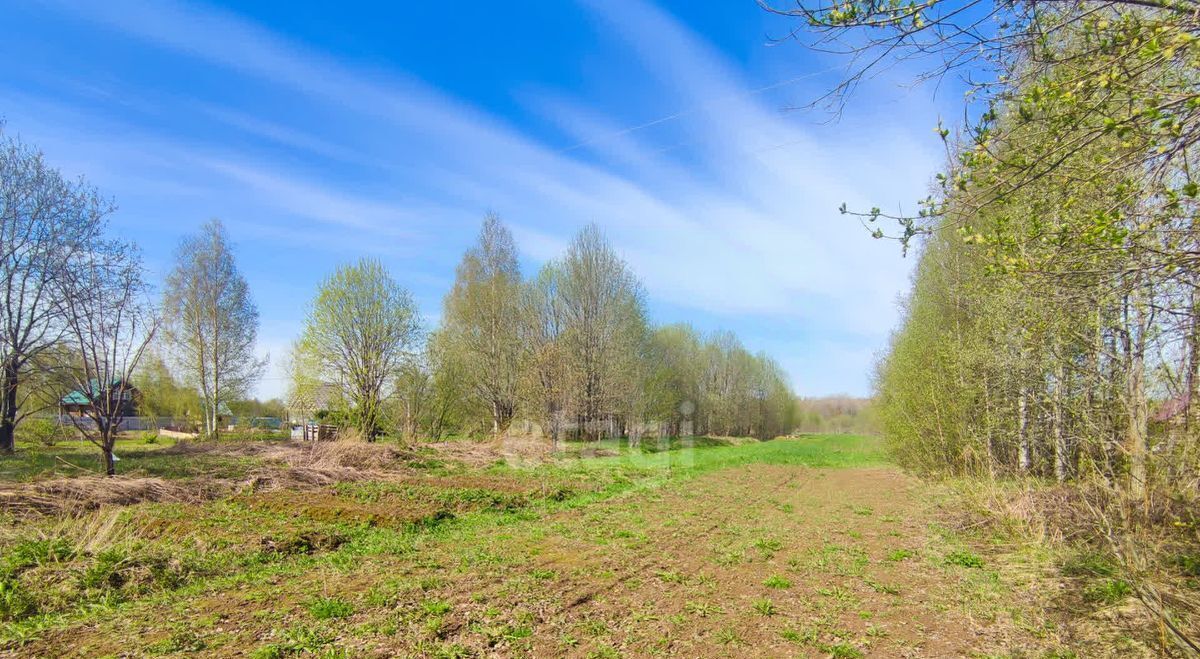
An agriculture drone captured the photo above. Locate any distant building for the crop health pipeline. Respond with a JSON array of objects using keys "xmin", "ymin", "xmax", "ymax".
[
  {"xmin": 60, "ymin": 379, "xmax": 140, "ymax": 417},
  {"xmin": 1152, "ymin": 394, "xmax": 1190, "ymax": 424},
  {"xmin": 286, "ymin": 382, "xmax": 341, "ymax": 424}
]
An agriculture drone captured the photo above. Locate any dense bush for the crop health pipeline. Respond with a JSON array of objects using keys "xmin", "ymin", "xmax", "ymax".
[{"xmin": 16, "ymin": 418, "xmax": 63, "ymax": 447}]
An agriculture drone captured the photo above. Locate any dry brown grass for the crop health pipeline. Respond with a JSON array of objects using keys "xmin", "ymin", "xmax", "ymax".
[
  {"xmin": 0, "ymin": 477, "xmax": 210, "ymax": 517},
  {"xmin": 282, "ymin": 440, "xmax": 417, "ymax": 471},
  {"xmin": 952, "ymin": 476, "xmax": 1200, "ymax": 657},
  {"xmin": 0, "ymin": 439, "xmax": 431, "ymax": 519},
  {"xmin": 422, "ymin": 433, "xmax": 555, "ymax": 467}
]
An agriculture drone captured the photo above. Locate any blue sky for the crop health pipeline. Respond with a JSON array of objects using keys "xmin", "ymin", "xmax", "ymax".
[{"xmin": 1, "ymin": 0, "xmax": 954, "ymax": 399}]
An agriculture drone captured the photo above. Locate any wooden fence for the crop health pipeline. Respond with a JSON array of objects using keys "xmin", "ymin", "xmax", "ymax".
[{"xmin": 302, "ymin": 424, "xmax": 339, "ymax": 442}]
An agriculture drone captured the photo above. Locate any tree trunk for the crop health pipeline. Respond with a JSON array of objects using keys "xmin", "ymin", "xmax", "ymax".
[
  {"xmin": 1127, "ymin": 335, "xmax": 1148, "ymax": 498},
  {"xmin": 1186, "ymin": 288, "xmax": 1200, "ymax": 432},
  {"xmin": 1053, "ymin": 361, "xmax": 1070, "ymax": 482},
  {"xmin": 102, "ymin": 433, "xmax": 116, "ymax": 476},
  {"xmin": 1017, "ymin": 387, "xmax": 1030, "ymax": 473},
  {"xmin": 0, "ymin": 360, "xmax": 17, "ymax": 454}
]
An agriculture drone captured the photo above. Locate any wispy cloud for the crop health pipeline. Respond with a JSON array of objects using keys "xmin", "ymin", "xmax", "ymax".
[{"xmin": 17, "ymin": 0, "xmax": 943, "ymax": 395}]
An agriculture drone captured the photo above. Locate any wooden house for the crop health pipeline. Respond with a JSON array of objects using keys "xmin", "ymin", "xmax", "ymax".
[{"xmin": 60, "ymin": 379, "xmax": 140, "ymax": 418}]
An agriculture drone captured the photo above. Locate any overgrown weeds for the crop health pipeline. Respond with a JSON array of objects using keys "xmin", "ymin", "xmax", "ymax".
[{"xmin": 950, "ymin": 476, "xmax": 1200, "ymax": 656}]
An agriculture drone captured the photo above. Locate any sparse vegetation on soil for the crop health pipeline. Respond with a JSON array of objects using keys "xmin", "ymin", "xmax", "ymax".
[{"xmin": 0, "ymin": 433, "xmax": 1145, "ymax": 657}]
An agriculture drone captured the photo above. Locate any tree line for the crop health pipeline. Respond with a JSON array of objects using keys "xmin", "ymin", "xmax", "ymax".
[
  {"xmin": 1, "ymin": 128, "xmax": 798, "ymax": 471},
  {"xmin": 289, "ymin": 215, "xmax": 797, "ymax": 443},
  {"xmin": 766, "ymin": 0, "xmax": 1200, "ymax": 648}
]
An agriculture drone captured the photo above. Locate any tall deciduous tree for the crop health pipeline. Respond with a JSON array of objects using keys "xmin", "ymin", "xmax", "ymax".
[
  {"xmin": 58, "ymin": 243, "xmax": 157, "ymax": 475},
  {"xmin": 0, "ymin": 130, "xmax": 112, "ymax": 453},
  {"xmin": 162, "ymin": 219, "xmax": 265, "ymax": 439},
  {"xmin": 296, "ymin": 258, "xmax": 420, "ymax": 441},
  {"xmin": 557, "ymin": 225, "xmax": 648, "ymax": 440},
  {"xmin": 520, "ymin": 263, "xmax": 569, "ymax": 443},
  {"xmin": 440, "ymin": 214, "xmax": 523, "ymax": 435}
]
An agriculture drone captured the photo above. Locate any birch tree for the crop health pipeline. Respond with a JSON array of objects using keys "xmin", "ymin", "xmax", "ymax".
[
  {"xmin": 440, "ymin": 214, "xmax": 523, "ymax": 435},
  {"xmin": 162, "ymin": 219, "xmax": 265, "ymax": 439},
  {"xmin": 520, "ymin": 263, "xmax": 569, "ymax": 444},
  {"xmin": 557, "ymin": 225, "xmax": 648, "ymax": 440}
]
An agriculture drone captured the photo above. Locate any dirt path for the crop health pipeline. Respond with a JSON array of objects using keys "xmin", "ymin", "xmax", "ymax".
[{"xmin": 20, "ymin": 464, "xmax": 1056, "ymax": 657}]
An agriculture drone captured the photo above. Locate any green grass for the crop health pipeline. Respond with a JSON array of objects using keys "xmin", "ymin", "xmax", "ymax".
[
  {"xmin": 752, "ymin": 598, "xmax": 776, "ymax": 616},
  {"xmin": 574, "ymin": 434, "xmax": 886, "ymax": 474},
  {"xmin": 763, "ymin": 575, "xmax": 792, "ymax": 589},
  {"xmin": 305, "ymin": 596, "xmax": 354, "ymax": 620},
  {"xmin": 1083, "ymin": 579, "xmax": 1131, "ymax": 605},
  {"xmin": 0, "ymin": 433, "xmax": 887, "ymax": 648},
  {"xmin": 0, "ymin": 437, "xmax": 266, "ymax": 482},
  {"xmin": 944, "ymin": 550, "xmax": 985, "ymax": 569}
]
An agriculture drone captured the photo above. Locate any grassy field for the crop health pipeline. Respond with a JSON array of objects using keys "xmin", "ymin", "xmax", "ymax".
[
  {"xmin": 0, "ymin": 433, "xmax": 289, "ymax": 483},
  {"xmin": 0, "ymin": 434, "xmax": 1130, "ymax": 657}
]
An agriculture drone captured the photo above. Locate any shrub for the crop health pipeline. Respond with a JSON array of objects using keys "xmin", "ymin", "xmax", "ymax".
[{"xmin": 16, "ymin": 418, "xmax": 61, "ymax": 446}]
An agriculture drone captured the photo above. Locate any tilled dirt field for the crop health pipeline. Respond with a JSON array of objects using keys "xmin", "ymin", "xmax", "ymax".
[{"xmin": 12, "ymin": 463, "xmax": 1064, "ymax": 658}]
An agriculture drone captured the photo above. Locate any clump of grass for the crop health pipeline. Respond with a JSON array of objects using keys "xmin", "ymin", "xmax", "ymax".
[
  {"xmin": 420, "ymin": 598, "xmax": 452, "ymax": 616},
  {"xmin": 752, "ymin": 598, "xmax": 776, "ymax": 616},
  {"xmin": 754, "ymin": 537, "xmax": 783, "ymax": 558},
  {"xmin": 886, "ymin": 548, "xmax": 915, "ymax": 562},
  {"xmin": 586, "ymin": 644, "xmax": 620, "ymax": 659},
  {"xmin": 715, "ymin": 628, "xmax": 742, "ymax": 645},
  {"xmin": 2, "ymin": 537, "xmax": 75, "ymax": 575},
  {"xmin": 580, "ymin": 618, "xmax": 609, "ymax": 637},
  {"xmin": 305, "ymin": 596, "xmax": 354, "ymax": 620},
  {"xmin": 1083, "ymin": 578, "xmax": 1131, "ymax": 605},
  {"xmin": 851, "ymin": 505, "xmax": 873, "ymax": 516},
  {"xmin": 146, "ymin": 628, "xmax": 206, "ymax": 653},
  {"xmin": 944, "ymin": 550, "xmax": 984, "ymax": 569},
  {"xmin": 683, "ymin": 600, "xmax": 722, "ymax": 617},
  {"xmin": 1061, "ymin": 550, "xmax": 1117, "ymax": 578},
  {"xmin": 864, "ymin": 578, "xmax": 900, "ymax": 595},
  {"xmin": 656, "ymin": 569, "xmax": 686, "ymax": 584},
  {"xmin": 252, "ymin": 624, "xmax": 335, "ymax": 658},
  {"xmin": 0, "ymin": 578, "xmax": 37, "ymax": 622},
  {"xmin": 763, "ymin": 575, "xmax": 792, "ymax": 589},
  {"xmin": 430, "ymin": 643, "xmax": 472, "ymax": 659},
  {"xmin": 715, "ymin": 550, "xmax": 745, "ymax": 566},
  {"xmin": 1171, "ymin": 552, "xmax": 1200, "ymax": 577},
  {"xmin": 780, "ymin": 626, "xmax": 817, "ymax": 645}
]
